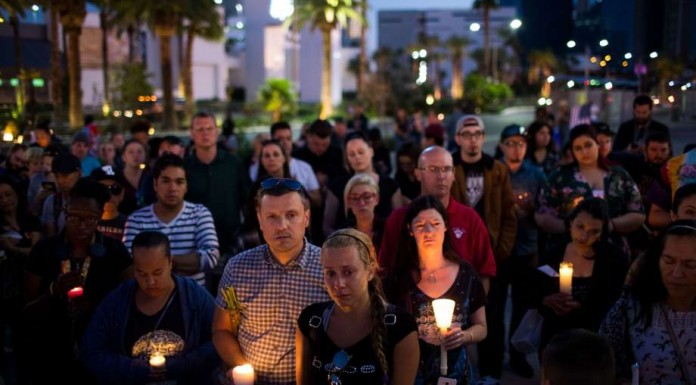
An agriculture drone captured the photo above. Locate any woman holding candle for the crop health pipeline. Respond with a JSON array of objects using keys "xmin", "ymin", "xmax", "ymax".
[
  {"xmin": 535, "ymin": 124, "xmax": 645, "ymax": 252},
  {"xmin": 383, "ymin": 196, "xmax": 487, "ymax": 385},
  {"xmin": 80, "ymin": 231, "xmax": 219, "ymax": 385},
  {"xmin": 297, "ymin": 228, "xmax": 419, "ymax": 385},
  {"xmin": 599, "ymin": 220, "xmax": 696, "ymax": 385},
  {"xmin": 532, "ymin": 197, "xmax": 629, "ymax": 352}
]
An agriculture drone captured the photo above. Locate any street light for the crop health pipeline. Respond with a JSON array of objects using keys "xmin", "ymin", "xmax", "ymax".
[
  {"xmin": 547, "ymin": 75, "xmax": 555, "ymax": 83},
  {"xmin": 599, "ymin": 39, "xmax": 609, "ymax": 47},
  {"xmin": 624, "ymin": 52, "xmax": 632, "ymax": 59},
  {"xmin": 469, "ymin": 23, "xmax": 481, "ymax": 32},
  {"xmin": 650, "ymin": 51, "xmax": 658, "ymax": 59},
  {"xmin": 510, "ymin": 19, "xmax": 522, "ymax": 30},
  {"xmin": 567, "ymin": 40, "xmax": 576, "ymax": 48}
]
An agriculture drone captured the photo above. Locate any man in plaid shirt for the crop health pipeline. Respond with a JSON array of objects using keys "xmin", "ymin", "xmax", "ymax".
[{"xmin": 213, "ymin": 179, "xmax": 329, "ymax": 384}]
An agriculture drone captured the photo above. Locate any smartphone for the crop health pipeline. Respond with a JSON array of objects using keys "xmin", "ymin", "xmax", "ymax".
[{"xmin": 41, "ymin": 181, "xmax": 56, "ymax": 192}]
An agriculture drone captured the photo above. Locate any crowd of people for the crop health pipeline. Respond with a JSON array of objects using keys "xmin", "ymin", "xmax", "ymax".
[{"xmin": 0, "ymin": 94, "xmax": 694, "ymax": 385}]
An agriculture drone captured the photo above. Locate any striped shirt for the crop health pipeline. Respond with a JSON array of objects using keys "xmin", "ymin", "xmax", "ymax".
[
  {"xmin": 215, "ymin": 241, "xmax": 329, "ymax": 385},
  {"xmin": 123, "ymin": 201, "xmax": 219, "ymax": 286}
]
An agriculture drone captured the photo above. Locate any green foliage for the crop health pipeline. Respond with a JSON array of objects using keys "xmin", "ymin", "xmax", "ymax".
[
  {"xmin": 109, "ymin": 63, "xmax": 153, "ymax": 112},
  {"xmin": 257, "ymin": 78, "xmax": 298, "ymax": 122},
  {"xmin": 464, "ymin": 73, "xmax": 514, "ymax": 112}
]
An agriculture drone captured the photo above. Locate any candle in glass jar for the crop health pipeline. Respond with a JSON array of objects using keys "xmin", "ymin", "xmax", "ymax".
[
  {"xmin": 149, "ymin": 352, "xmax": 166, "ymax": 368},
  {"xmin": 231, "ymin": 364, "xmax": 254, "ymax": 385},
  {"xmin": 559, "ymin": 262, "xmax": 573, "ymax": 295}
]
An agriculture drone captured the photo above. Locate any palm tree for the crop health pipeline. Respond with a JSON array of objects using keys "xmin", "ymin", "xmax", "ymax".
[
  {"xmin": 473, "ymin": 0, "xmax": 498, "ymax": 78},
  {"xmin": 424, "ymin": 35, "xmax": 444, "ymax": 100},
  {"xmin": 180, "ymin": 1, "xmax": 223, "ymax": 123},
  {"xmin": 446, "ymin": 35, "xmax": 471, "ymax": 100},
  {"xmin": 289, "ymin": 0, "xmax": 363, "ymax": 119},
  {"xmin": 357, "ymin": 0, "xmax": 368, "ymax": 95},
  {"xmin": 54, "ymin": 0, "xmax": 87, "ymax": 129},
  {"xmin": 527, "ymin": 49, "xmax": 557, "ymax": 97},
  {"xmin": 496, "ymin": 26, "xmax": 521, "ymax": 85}
]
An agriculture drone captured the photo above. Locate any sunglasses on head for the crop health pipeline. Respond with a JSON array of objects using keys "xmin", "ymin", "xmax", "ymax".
[
  {"xmin": 328, "ymin": 350, "xmax": 352, "ymax": 385},
  {"xmin": 260, "ymin": 178, "xmax": 302, "ymax": 191}
]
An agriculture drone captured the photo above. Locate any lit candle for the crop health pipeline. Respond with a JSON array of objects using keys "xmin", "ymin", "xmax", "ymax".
[
  {"xmin": 559, "ymin": 262, "xmax": 573, "ymax": 295},
  {"xmin": 67, "ymin": 286, "xmax": 84, "ymax": 299},
  {"xmin": 231, "ymin": 364, "xmax": 254, "ymax": 385},
  {"xmin": 149, "ymin": 352, "xmax": 166, "ymax": 368},
  {"xmin": 432, "ymin": 299, "xmax": 456, "ymax": 376},
  {"xmin": 631, "ymin": 362, "xmax": 639, "ymax": 385}
]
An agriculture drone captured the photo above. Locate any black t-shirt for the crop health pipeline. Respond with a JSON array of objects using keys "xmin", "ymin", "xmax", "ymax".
[
  {"xmin": 25, "ymin": 233, "xmax": 133, "ymax": 308},
  {"xmin": 298, "ymin": 301, "xmax": 417, "ymax": 385},
  {"xmin": 461, "ymin": 159, "xmax": 486, "ymax": 216},
  {"xmin": 125, "ymin": 289, "xmax": 186, "ymax": 359},
  {"xmin": 98, "ymin": 214, "xmax": 127, "ymax": 241}
]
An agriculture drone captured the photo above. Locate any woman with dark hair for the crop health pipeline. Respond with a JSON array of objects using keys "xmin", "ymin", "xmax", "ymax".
[
  {"xmin": 600, "ymin": 220, "xmax": 696, "ymax": 384},
  {"xmin": 297, "ymin": 228, "xmax": 419, "ymax": 385},
  {"xmin": 384, "ymin": 196, "xmax": 487, "ymax": 385},
  {"xmin": 394, "ymin": 142, "xmax": 421, "ymax": 201},
  {"xmin": 535, "ymin": 124, "xmax": 645, "ymax": 251},
  {"xmin": 532, "ymin": 197, "xmax": 629, "ymax": 351},
  {"xmin": 526, "ymin": 121, "xmax": 560, "ymax": 176},
  {"xmin": 241, "ymin": 140, "xmax": 292, "ymax": 247},
  {"xmin": 323, "ymin": 132, "xmax": 402, "ymax": 236},
  {"xmin": 120, "ymin": 139, "xmax": 149, "ymax": 215}
]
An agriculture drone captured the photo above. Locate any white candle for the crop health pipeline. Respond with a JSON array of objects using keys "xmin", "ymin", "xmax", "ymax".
[
  {"xmin": 559, "ymin": 262, "xmax": 573, "ymax": 295},
  {"xmin": 231, "ymin": 364, "xmax": 254, "ymax": 385},
  {"xmin": 631, "ymin": 362, "xmax": 639, "ymax": 385},
  {"xmin": 432, "ymin": 299, "xmax": 456, "ymax": 376},
  {"xmin": 149, "ymin": 352, "xmax": 166, "ymax": 368}
]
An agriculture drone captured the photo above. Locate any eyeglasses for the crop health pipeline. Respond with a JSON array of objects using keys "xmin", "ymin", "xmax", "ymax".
[
  {"xmin": 192, "ymin": 126, "xmax": 216, "ymax": 134},
  {"xmin": 106, "ymin": 184, "xmax": 123, "ymax": 195},
  {"xmin": 347, "ymin": 193, "xmax": 376, "ymax": 204},
  {"xmin": 66, "ymin": 214, "xmax": 100, "ymax": 227},
  {"xmin": 418, "ymin": 166, "xmax": 454, "ymax": 175},
  {"xmin": 260, "ymin": 178, "xmax": 302, "ymax": 191},
  {"xmin": 456, "ymin": 131, "xmax": 484, "ymax": 140},
  {"xmin": 328, "ymin": 350, "xmax": 352, "ymax": 385},
  {"xmin": 504, "ymin": 140, "xmax": 527, "ymax": 148}
]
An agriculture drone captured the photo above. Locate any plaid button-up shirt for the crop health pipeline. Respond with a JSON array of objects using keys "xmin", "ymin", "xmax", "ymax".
[{"xmin": 216, "ymin": 240, "xmax": 329, "ymax": 385}]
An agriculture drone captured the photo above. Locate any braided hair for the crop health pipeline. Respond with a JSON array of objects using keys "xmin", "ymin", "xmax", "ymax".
[{"xmin": 323, "ymin": 228, "xmax": 390, "ymax": 384}]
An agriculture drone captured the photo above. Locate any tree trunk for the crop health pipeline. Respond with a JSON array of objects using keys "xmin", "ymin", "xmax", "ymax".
[
  {"xmin": 100, "ymin": 10, "xmax": 110, "ymax": 111},
  {"xmin": 183, "ymin": 26, "xmax": 195, "ymax": 124},
  {"xmin": 66, "ymin": 26, "xmax": 83, "ymax": 129},
  {"xmin": 451, "ymin": 56, "xmax": 463, "ymax": 100},
  {"xmin": 483, "ymin": 7, "xmax": 490, "ymax": 78},
  {"xmin": 320, "ymin": 27, "xmax": 333, "ymax": 119},
  {"xmin": 492, "ymin": 45, "xmax": 498, "ymax": 81},
  {"xmin": 127, "ymin": 24, "xmax": 135, "ymax": 63},
  {"xmin": 50, "ymin": 6, "xmax": 63, "ymax": 125},
  {"xmin": 159, "ymin": 34, "xmax": 176, "ymax": 130},
  {"xmin": 10, "ymin": 14, "xmax": 25, "ymax": 118},
  {"xmin": 433, "ymin": 59, "xmax": 441, "ymax": 100},
  {"xmin": 357, "ymin": 1, "xmax": 367, "ymax": 95}
]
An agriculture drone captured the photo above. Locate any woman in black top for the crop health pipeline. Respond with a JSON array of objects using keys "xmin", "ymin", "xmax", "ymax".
[{"xmin": 297, "ymin": 229, "xmax": 419, "ymax": 385}]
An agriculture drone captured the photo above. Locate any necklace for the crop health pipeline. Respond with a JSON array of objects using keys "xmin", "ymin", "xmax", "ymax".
[
  {"xmin": 427, "ymin": 272, "xmax": 436, "ymax": 284},
  {"xmin": 421, "ymin": 264, "xmax": 449, "ymax": 284}
]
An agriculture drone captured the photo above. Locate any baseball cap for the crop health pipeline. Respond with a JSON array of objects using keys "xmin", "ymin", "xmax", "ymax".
[
  {"xmin": 424, "ymin": 123, "xmax": 445, "ymax": 141},
  {"xmin": 51, "ymin": 153, "xmax": 81, "ymax": 174},
  {"xmin": 500, "ymin": 124, "xmax": 527, "ymax": 141},
  {"xmin": 90, "ymin": 165, "xmax": 126, "ymax": 186},
  {"xmin": 72, "ymin": 132, "xmax": 89, "ymax": 145},
  {"xmin": 456, "ymin": 115, "xmax": 485, "ymax": 133}
]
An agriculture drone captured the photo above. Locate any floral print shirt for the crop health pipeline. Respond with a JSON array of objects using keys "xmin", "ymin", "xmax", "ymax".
[{"xmin": 537, "ymin": 165, "xmax": 644, "ymax": 220}]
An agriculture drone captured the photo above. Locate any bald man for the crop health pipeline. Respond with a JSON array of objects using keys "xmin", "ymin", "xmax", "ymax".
[{"xmin": 379, "ymin": 146, "xmax": 495, "ymax": 291}]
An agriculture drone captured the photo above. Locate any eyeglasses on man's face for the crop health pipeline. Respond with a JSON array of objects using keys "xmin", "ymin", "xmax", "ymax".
[
  {"xmin": 457, "ymin": 130, "xmax": 484, "ymax": 141},
  {"xmin": 418, "ymin": 166, "xmax": 454, "ymax": 175}
]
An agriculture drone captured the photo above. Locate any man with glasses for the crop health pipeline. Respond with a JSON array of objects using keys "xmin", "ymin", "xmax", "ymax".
[
  {"xmin": 124, "ymin": 154, "xmax": 219, "ymax": 288},
  {"xmin": 212, "ymin": 178, "xmax": 329, "ymax": 385},
  {"xmin": 379, "ymin": 146, "xmax": 496, "ymax": 291},
  {"xmin": 184, "ymin": 111, "xmax": 247, "ymax": 258},
  {"xmin": 493, "ymin": 125, "xmax": 547, "ymax": 379},
  {"xmin": 451, "ymin": 116, "xmax": 516, "ymax": 385},
  {"xmin": 90, "ymin": 165, "xmax": 127, "ymax": 240}
]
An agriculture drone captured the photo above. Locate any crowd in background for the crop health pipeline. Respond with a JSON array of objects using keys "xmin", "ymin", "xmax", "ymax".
[{"xmin": 0, "ymin": 94, "xmax": 694, "ymax": 385}]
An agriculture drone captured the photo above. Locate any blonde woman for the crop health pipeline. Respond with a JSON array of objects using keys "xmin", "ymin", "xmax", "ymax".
[
  {"xmin": 297, "ymin": 229, "xmax": 419, "ymax": 385},
  {"xmin": 343, "ymin": 173, "xmax": 384, "ymax": 247}
]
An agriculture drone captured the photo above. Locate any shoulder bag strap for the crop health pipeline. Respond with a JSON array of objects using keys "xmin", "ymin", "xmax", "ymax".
[{"xmin": 659, "ymin": 304, "xmax": 693, "ymax": 385}]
